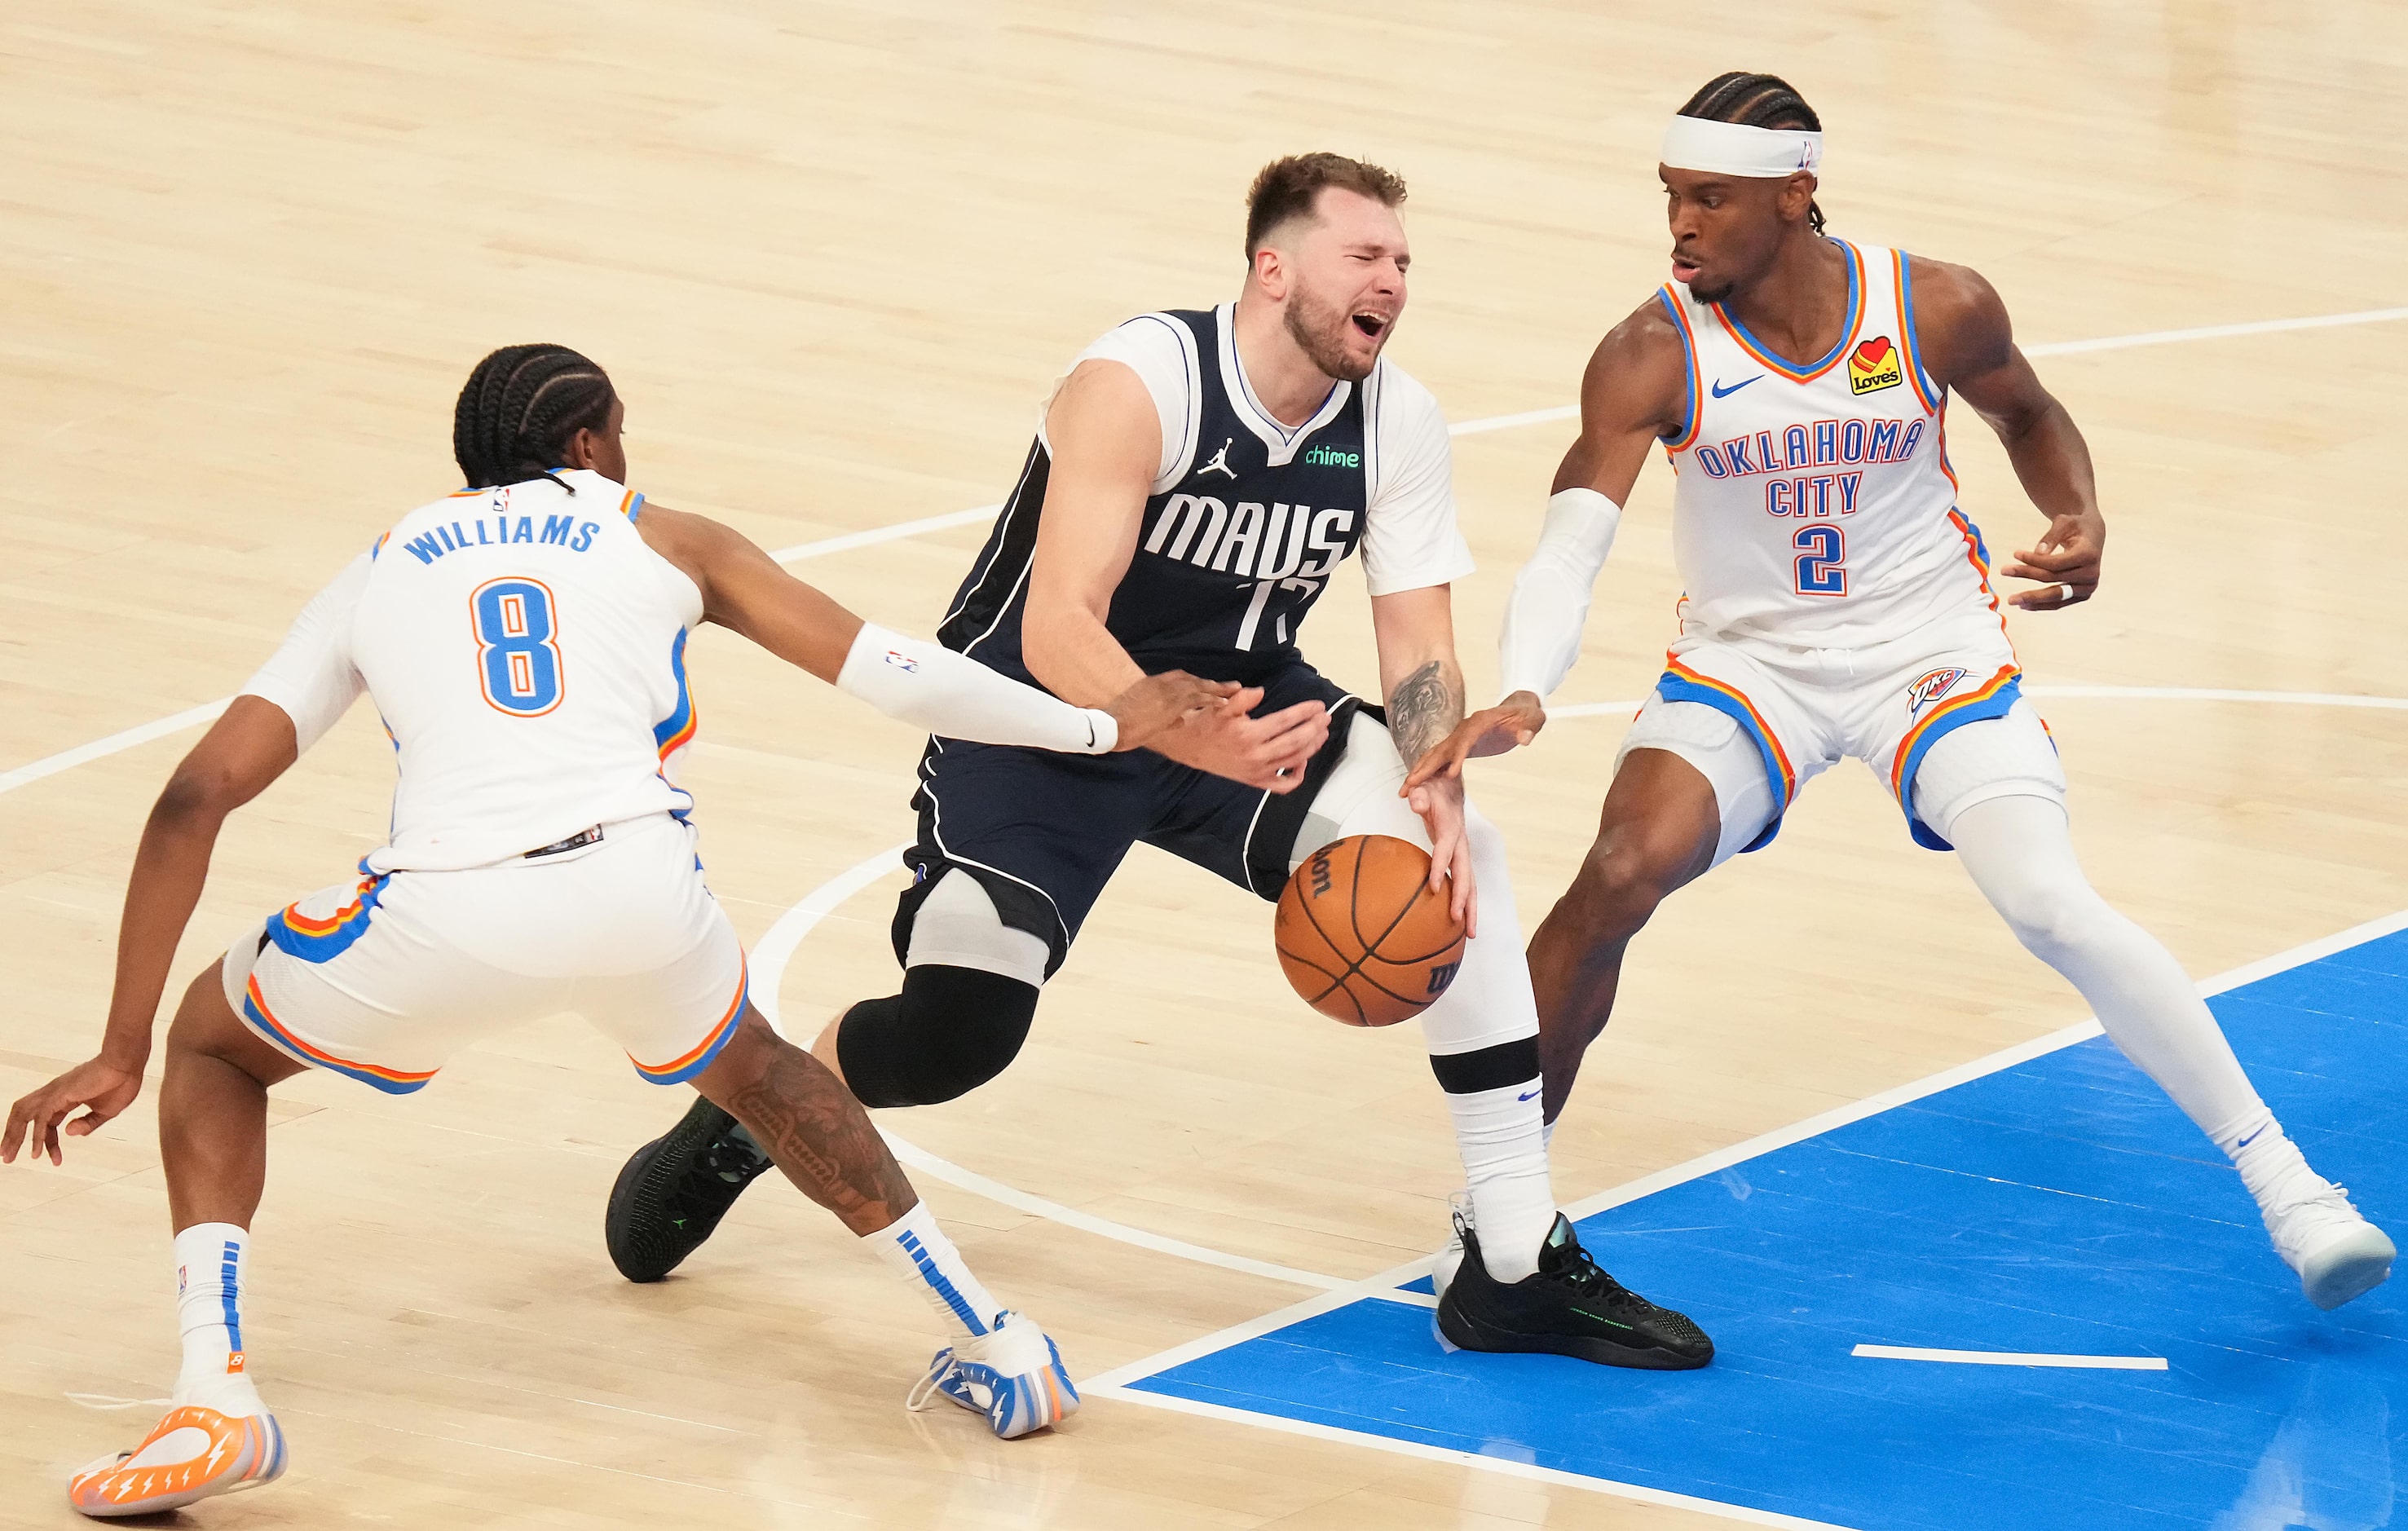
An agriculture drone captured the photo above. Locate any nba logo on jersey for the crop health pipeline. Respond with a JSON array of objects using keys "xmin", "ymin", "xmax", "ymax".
[
  {"xmin": 1906, "ymin": 666, "xmax": 1969, "ymax": 717},
  {"xmin": 1848, "ymin": 336, "xmax": 1903, "ymax": 395}
]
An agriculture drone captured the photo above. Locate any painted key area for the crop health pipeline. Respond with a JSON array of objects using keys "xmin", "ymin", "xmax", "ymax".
[{"xmin": 1116, "ymin": 931, "xmax": 2408, "ymax": 1529}]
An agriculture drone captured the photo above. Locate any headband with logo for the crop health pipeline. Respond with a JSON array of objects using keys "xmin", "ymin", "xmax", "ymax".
[{"xmin": 1659, "ymin": 117, "xmax": 1823, "ymax": 179}]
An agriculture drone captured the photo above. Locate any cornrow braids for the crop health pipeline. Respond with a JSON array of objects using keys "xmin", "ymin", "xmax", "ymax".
[
  {"xmin": 452, "ymin": 344, "xmax": 618, "ymax": 490},
  {"xmin": 1678, "ymin": 72, "xmax": 1828, "ymax": 235}
]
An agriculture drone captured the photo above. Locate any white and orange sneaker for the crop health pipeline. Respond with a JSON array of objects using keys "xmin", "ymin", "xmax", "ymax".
[{"xmin": 68, "ymin": 1405, "xmax": 287, "ymax": 1518}]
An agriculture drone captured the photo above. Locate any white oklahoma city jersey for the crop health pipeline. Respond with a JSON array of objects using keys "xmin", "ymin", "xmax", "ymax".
[
  {"xmin": 242, "ymin": 470, "xmax": 703, "ymax": 872},
  {"xmin": 1659, "ymin": 239, "xmax": 1992, "ymax": 646}
]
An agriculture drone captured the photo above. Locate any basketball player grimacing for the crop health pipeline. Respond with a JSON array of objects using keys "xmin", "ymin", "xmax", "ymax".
[
  {"xmin": 1411, "ymin": 71, "xmax": 2394, "ymax": 1313},
  {"xmin": 605, "ymin": 154, "xmax": 1717, "ymax": 1372}
]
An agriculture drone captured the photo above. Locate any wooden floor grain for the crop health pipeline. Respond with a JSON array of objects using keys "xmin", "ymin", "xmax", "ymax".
[{"xmin": 5, "ymin": 2, "xmax": 2406, "ymax": 1524}]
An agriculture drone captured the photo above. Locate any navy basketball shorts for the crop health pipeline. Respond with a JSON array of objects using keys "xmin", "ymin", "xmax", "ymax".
[{"xmin": 894, "ymin": 660, "xmax": 1370, "ymax": 977}]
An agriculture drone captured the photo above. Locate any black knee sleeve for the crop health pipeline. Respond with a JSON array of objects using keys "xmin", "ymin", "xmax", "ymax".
[
  {"xmin": 1428, "ymin": 1035, "xmax": 1541, "ymax": 1095},
  {"xmin": 835, "ymin": 964, "xmax": 1040, "ymax": 1108}
]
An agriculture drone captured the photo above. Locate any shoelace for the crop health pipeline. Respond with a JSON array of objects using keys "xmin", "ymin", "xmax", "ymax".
[
  {"xmin": 1543, "ymin": 1238, "xmax": 1651, "ymax": 1313},
  {"xmin": 904, "ymin": 1358, "xmax": 958, "ymax": 1414}
]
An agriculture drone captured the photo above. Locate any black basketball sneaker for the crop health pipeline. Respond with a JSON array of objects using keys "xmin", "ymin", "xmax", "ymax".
[
  {"xmin": 1436, "ymin": 1212, "xmax": 1714, "ymax": 1370},
  {"xmin": 604, "ymin": 1098, "xmax": 776, "ymax": 1282}
]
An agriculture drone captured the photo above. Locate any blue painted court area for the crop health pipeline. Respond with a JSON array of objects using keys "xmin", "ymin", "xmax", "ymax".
[{"xmin": 1122, "ymin": 929, "xmax": 2408, "ymax": 1529}]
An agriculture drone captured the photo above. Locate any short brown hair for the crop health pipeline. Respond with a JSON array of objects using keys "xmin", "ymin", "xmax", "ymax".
[{"xmin": 1244, "ymin": 153, "xmax": 1407, "ymax": 256}]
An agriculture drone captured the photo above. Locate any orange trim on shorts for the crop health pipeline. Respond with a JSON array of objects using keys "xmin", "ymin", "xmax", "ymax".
[
  {"xmin": 242, "ymin": 974, "xmax": 439, "ymax": 1093},
  {"xmin": 1662, "ymin": 656, "xmax": 1798, "ymax": 805},
  {"xmin": 1888, "ymin": 662, "xmax": 2020, "ymax": 801},
  {"xmin": 629, "ymin": 957, "xmax": 748, "ymax": 1084}
]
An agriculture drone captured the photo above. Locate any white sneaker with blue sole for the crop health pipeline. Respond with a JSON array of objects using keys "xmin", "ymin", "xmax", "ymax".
[{"xmin": 906, "ymin": 1310, "xmax": 1078, "ymax": 1440}]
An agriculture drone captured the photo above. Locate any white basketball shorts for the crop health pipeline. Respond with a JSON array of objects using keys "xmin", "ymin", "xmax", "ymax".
[
  {"xmin": 1618, "ymin": 609, "xmax": 2066, "ymax": 867},
  {"xmin": 222, "ymin": 812, "xmax": 747, "ymax": 1094}
]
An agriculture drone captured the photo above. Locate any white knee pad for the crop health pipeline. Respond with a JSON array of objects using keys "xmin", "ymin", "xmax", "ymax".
[
  {"xmin": 1616, "ymin": 699, "xmax": 1779, "ymax": 868},
  {"xmin": 1908, "ymin": 699, "xmax": 2067, "ymax": 847},
  {"xmin": 904, "ymin": 870, "xmax": 1051, "ymax": 988}
]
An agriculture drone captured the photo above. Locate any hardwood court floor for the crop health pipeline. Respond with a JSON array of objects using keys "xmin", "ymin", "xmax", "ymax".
[{"xmin": 5, "ymin": 2, "xmax": 2406, "ymax": 1526}]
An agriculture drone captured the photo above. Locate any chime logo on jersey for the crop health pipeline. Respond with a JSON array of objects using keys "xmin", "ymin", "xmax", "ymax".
[
  {"xmin": 1906, "ymin": 666, "xmax": 1969, "ymax": 717},
  {"xmin": 1849, "ymin": 335, "xmax": 1904, "ymax": 395}
]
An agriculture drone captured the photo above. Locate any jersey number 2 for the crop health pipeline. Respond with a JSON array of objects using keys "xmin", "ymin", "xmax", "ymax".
[
  {"xmin": 1793, "ymin": 525, "xmax": 1847, "ymax": 597},
  {"xmin": 471, "ymin": 577, "xmax": 564, "ymax": 715}
]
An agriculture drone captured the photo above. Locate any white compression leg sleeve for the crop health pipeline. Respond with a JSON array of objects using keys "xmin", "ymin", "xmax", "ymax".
[
  {"xmin": 1933, "ymin": 788, "xmax": 2313, "ymax": 1196},
  {"xmin": 1294, "ymin": 714, "xmax": 1558, "ymax": 1282}
]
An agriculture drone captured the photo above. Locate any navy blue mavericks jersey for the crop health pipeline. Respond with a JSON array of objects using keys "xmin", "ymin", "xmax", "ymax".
[{"xmin": 937, "ymin": 308, "xmax": 1371, "ymax": 690}]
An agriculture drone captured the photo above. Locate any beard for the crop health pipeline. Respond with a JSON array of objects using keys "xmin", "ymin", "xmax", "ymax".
[
  {"xmin": 1282, "ymin": 284, "xmax": 1379, "ymax": 382},
  {"xmin": 1686, "ymin": 271, "xmax": 1738, "ymax": 304}
]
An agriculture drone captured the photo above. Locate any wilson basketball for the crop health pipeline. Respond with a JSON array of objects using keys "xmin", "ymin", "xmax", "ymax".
[{"xmin": 1275, "ymin": 834, "xmax": 1468, "ymax": 1026}]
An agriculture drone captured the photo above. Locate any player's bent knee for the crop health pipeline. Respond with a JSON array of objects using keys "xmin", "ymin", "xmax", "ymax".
[
  {"xmin": 165, "ymin": 962, "xmax": 305, "ymax": 1088},
  {"xmin": 1564, "ymin": 836, "xmax": 1683, "ymax": 932},
  {"xmin": 835, "ymin": 965, "xmax": 1040, "ymax": 1109}
]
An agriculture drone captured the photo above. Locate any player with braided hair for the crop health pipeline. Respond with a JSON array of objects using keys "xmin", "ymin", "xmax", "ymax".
[
  {"xmin": 1412, "ymin": 72, "xmax": 2393, "ymax": 1315},
  {"xmin": 452, "ymin": 343, "xmax": 620, "ymax": 491},
  {"xmin": 5, "ymin": 344, "xmax": 1233, "ymax": 1516}
]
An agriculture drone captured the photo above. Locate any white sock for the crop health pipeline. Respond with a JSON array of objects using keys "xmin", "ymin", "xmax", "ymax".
[
  {"xmin": 1944, "ymin": 796, "xmax": 2275, "ymax": 1148},
  {"xmin": 171, "ymin": 1223, "xmax": 266, "ymax": 1416},
  {"xmin": 1443, "ymin": 1079, "xmax": 1557, "ymax": 1283},
  {"xmin": 2216, "ymin": 1109, "xmax": 2320, "ymax": 1211},
  {"xmin": 865, "ymin": 1201, "xmax": 1002, "ymax": 1339}
]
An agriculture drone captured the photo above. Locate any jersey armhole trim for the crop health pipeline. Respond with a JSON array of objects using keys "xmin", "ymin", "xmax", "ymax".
[
  {"xmin": 1657, "ymin": 288, "xmax": 1704, "ymax": 451},
  {"xmin": 620, "ymin": 490, "xmax": 646, "ymax": 522},
  {"xmin": 1893, "ymin": 249, "xmax": 1947, "ymax": 415},
  {"xmin": 1131, "ymin": 312, "xmax": 1203, "ymax": 489}
]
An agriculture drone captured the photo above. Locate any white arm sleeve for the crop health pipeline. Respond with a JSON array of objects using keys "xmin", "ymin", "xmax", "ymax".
[
  {"xmin": 240, "ymin": 552, "xmax": 370, "ymax": 752},
  {"xmin": 837, "ymin": 624, "xmax": 1118, "ymax": 753},
  {"xmin": 1497, "ymin": 488, "xmax": 1623, "ymax": 700},
  {"xmin": 1358, "ymin": 365, "xmax": 1476, "ymax": 596}
]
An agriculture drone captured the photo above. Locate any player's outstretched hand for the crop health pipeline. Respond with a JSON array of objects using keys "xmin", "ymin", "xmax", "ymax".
[
  {"xmin": 1400, "ymin": 691, "xmax": 1549, "ymax": 792},
  {"xmin": 2004, "ymin": 511, "xmax": 2103, "ymax": 611},
  {"xmin": 1104, "ymin": 671, "xmax": 1241, "ymax": 752},
  {"xmin": 2, "ymin": 1057, "xmax": 143, "ymax": 1167},
  {"xmin": 1148, "ymin": 690, "xmax": 1329, "ymax": 792}
]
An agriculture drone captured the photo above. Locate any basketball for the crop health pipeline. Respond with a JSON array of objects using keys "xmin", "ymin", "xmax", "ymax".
[{"xmin": 1275, "ymin": 834, "xmax": 1468, "ymax": 1026}]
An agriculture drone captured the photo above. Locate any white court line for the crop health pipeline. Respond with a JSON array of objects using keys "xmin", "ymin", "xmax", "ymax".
[
  {"xmin": 0, "ymin": 303, "xmax": 2392, "ymax": 1529},
  {"xmin": 1090, "ymin": 902, "xmax": 2408, "ymax": 1376},
  {"xmin": 1076, "ymin": 903, "xmax": 2408, "ymax": 1527},
  {"xmin": 1548, "ymin": 684, "xmax": 2408, "ymax": 724},
  {"xmin": 745, "ymin": 843, "xmax": 1363, "ymax": 1295},
  {"xmin": 1850, "ymin": 1343, "xmax": 2168, "ymax": 1370},
  {"xmin": 3, "ymin": 301, "xmax": 2403, "ymax": 796},
  {"xmin": 1076, "ymin": 1384, "xmax": 1867, "ymax": 1531},
  {"xmin": 0, "ymin": 699, "xmax": 235, "ymax": 796}
]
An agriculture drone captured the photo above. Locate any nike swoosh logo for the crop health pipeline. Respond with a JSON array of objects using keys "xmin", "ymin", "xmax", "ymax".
[
  {"xmin": 2235, "ymin": 1127, "xmax": 2266, "ymax": 1149},
  {"xmin": 1518, "ymin": 1089, "xmax": 1541, "ymax": 1102},
  {"xmin": 1710, "ymin": 376, "xmax": 1762, "ymax": 398}
]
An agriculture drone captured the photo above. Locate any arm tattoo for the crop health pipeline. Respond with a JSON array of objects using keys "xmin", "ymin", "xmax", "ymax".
[
  {"xmin": 725, "ymin": 1044, "xmax": 915, "ymax": 1235},
  {"xmin": 1387, "ymin": 659, "xmax": 1464, "ymax": 764}
]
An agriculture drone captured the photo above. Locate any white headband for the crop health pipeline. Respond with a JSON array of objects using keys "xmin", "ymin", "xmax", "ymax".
[{"xmin": 1660, "ymin": 117, "xmax": 1823, "ymax": 179}]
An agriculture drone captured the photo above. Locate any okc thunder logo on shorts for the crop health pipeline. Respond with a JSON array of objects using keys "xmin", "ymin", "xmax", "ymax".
[{"xmin": 1906, "ymin": 667, "xmax": 1969, "ymax": 718}]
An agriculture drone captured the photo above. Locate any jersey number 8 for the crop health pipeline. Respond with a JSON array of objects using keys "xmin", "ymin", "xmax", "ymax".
[{"xmin": 471, "ymin": 577, "xmax": 565, "ymax": 716}]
